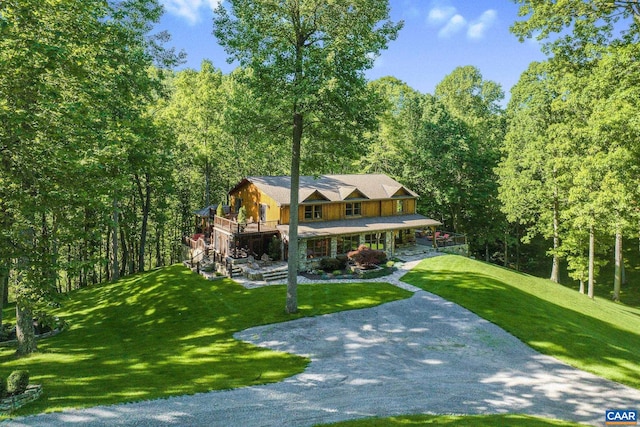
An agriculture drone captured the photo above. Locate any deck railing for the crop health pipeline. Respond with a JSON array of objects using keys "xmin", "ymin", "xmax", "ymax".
[{"xmin": 213, "ymin": 216, "xmax": 279, "ymax": 234}]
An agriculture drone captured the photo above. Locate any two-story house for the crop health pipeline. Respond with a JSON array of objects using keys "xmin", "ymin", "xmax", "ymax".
[{"xmin": 211, "ymin": 174, "xmax": 442, "ymax": 270}]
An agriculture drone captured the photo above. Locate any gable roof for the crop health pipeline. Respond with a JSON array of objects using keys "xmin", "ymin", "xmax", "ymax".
[{"xmin": 231, "ymin": 174, "xmax": 418, "ymax": 206}]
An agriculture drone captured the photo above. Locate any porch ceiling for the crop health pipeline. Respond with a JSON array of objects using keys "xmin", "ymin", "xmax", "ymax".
[{"xmin": 277, "ymin": 214, "xmax": 441, "ymax": 239}]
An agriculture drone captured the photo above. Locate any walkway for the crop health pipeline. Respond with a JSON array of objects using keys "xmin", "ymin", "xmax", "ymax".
[{"xmin": 6, "ymin": 255, "xmax": 640, "ymax": 426}]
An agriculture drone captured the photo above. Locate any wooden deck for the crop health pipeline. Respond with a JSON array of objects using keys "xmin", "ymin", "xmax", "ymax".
[{"xmin": 213, "ymin": 216, "xmax": 279, "ymax": 235}]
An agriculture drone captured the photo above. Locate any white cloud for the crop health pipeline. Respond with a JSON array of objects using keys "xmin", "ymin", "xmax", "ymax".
[
  {"xmin": 438, "ymin": 14, "xmax": 467, "ymax": 38},
  {"xmin": 427, "ymin": 6, "xmax": 456, "ymax": 26},
  {"xmin": 161, "ymin": 0, "xmax": 221, "ymax": 25},
  {"xmin": 467, "ymin": 9, "xmax": 497, "ymax": 40}
]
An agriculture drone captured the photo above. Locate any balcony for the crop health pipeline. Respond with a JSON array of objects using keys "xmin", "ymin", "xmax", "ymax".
[{"xmin": 213, "ymin": 216, "xmax": 279, "ymax": 235}]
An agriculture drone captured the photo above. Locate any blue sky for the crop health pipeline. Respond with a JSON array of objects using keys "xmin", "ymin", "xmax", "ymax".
[{"xmin": 156, "ymin": 0, "xmax": 546, "ymax": 100}]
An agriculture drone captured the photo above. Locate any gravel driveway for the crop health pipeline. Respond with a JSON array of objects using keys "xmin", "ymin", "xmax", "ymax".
[{"xmin": 6, "ymin": 263, "xmax": 640, "ymax": 426}]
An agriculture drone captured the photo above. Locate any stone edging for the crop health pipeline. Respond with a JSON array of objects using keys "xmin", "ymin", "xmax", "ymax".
[
  {"xmin": 0, "ymin": 384, "xmax": 42, "ymax": 413},
  {"xmin": 0, "ymin": 328, "xmax": 62, "ymax": 348}
]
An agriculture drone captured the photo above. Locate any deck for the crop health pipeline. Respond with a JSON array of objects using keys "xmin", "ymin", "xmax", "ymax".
[{"xmin": 213, "ymin": 216, "xmax": 279, "ymax": 235}]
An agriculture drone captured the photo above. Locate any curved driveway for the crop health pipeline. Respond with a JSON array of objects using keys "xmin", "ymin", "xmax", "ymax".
[{"xmin": 6, "ymin": 260, "xmax": 640, "ymax": 426}]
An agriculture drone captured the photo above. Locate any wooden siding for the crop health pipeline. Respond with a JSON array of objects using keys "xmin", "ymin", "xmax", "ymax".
[
  {"xmin": 229, "ymin": 177, "xmax": 418, "ymax": 226},
  {"xmin": 230, "ymin": 182, "xmax": 281, "ymax": 222}
]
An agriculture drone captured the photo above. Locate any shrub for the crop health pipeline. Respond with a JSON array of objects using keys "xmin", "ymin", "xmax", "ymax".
[
  {"xmin": 267, "ymin": 236, "xmax": 282, "ymax": 261},
  {"xmin": 6, "ymin": 370, "xmax": 29, "ymax": 396},
  {"xmin": 347, "ymin": 245, "xmax": 387, "ymax": 268},
  {"xmin": 319, "ymin": 257, "xmax": 345, "ymax": 272},
  {"xmin": 332, "ymin": 270, "xmax": 342, "ymax": 276},
  {"xmin": 216, "ymin": 202, "xmax": 224, "ymax": 217},
  {"xmin": 237, "ymin": 206, "xmax": 247, "ymax": 224}
]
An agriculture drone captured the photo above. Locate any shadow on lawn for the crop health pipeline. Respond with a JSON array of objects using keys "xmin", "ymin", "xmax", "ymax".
[
  {"xmin": 0, "ymin": 265, "xmax": 408, "ymax": 416},
  {"xmin": 401, "ymin": 264, "xmax": 640, "ymax": 390}
]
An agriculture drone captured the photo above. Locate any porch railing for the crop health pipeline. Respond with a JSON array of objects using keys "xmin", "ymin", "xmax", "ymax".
[{"xmin": 213, "ymin": 216, "xmax": 279, "ymax": 234}]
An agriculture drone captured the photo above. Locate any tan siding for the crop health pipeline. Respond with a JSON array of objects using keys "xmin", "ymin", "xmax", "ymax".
[
  {"xmin": 324, "ymin": 203, "xmax": 342, "ymax": 221},
  {"xmin": 281, "ymin": 206, "xmax": 290, "ymax": 225},
  {"xmin": 230, "ymin": 182, "xmax": 282, "ymax": 222},
  {"xmin": 259, "ymin": 191, "xmax": 280, "ymax": 222},
  {"xmin": 380, "ymin": 200, "xmax": 395, "ymax": 216},
  {"xmin": 361, "ymin": 201, "xmax": 380, "ymax": 217},
  {"xmin": 406, "ymin": 198, "xmax": 416, "ymax": 214}
]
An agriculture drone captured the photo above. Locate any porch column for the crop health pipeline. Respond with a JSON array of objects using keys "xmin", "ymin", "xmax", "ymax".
[
  {"xmin": 298, "ymin": 239, "xmax": 308, "ymax": 271},
  {"xmin": 330, "ymin": 237, "xmax": 337, "ymax": 258},
  {"xmin": 385, "ymin": 232, "xmax": 394, "ymax": 257},
  {"xmin": 431, "ymin": 226, "xmax": 437, "ymax": 249}
]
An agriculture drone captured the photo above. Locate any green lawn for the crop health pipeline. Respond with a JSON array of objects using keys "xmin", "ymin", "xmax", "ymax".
[
  {"xmin": 0, "ymin": 264, "xmax": 411, "ymax": 416},
  {"xmin": 318, "ymin": 414, "xmax": 588, "ymax": 426},
  {"xmin": 402, "ymin": 254, "xmax": 640, "ymax": 390}
]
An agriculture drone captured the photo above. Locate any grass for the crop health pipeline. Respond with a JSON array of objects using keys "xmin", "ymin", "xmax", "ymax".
[
  {"xmin": 402, "ymin": 254, "xmax": 640, "ymax": 390},
  {"xmin": 0, "ymin": 264, "xmax": 411, "ymax": 416},
  {"xmin": 317, "ymin": 414, "xmax": 588, "ymax": 426},
  {"xmin": 525, "ymin": 237, "xmax": 640, "ymax": 307}
]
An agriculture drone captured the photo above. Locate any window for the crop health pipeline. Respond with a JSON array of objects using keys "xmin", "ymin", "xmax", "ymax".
[
  {"xmin": 307, "ymin": 238, "xmax": 330, "ymax": 258},
  {"xmin": 345, "ymin": 202, "xmax": 362, "ymax": 217},
  {"xmin": 396, "ymin": 199, "xmax": 404, "ymax": 213},
  {"xmin": 364, "ymin": 233, "xmax": 385, "ymax": 250},
  {"xmin": 304, "ymin": 205, "xmax": 322, "ymax": 220},
  {"xmin": 337, "ymin": 235, "xmax": 359, "ymax": 254}
]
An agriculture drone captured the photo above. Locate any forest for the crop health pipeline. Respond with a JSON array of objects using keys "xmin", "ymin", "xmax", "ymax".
[{"xmin": 1, "ymin": 0, "xmax": 639, "ymax": 354}]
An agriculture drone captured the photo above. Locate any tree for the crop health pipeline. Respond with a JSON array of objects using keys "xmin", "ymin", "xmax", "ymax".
[
  {"xmin": 0, "ymin": 0, "xmax": 175, "ymax": 354},
  {"xmin": 430, "ymin": 66, "xmax": 506, "ymax": 258},
  {"xmin": 213, "ymin": 0, "xmax": 402, "ymax": 313}
]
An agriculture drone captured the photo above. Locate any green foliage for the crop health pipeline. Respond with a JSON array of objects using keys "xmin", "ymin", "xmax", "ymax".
[
  {"xmin": 216, "ymin": 203, "xmax": 224, "ymax": 217},
  {"xmin": 267, "ymin": 236, "xmax": 282, "ymax": 261},
  {"xmin": 6, "ymin": 370, "xmax": 29, "ymax": 396},
  {"xmin": 0, "ymin": 376, "xmax": 6, "ymax": 399},
  {"xmin": 319, "ymin": 257, "xmax": 346, "ymax": 272},
  {"xmin": 237, "ymin": 206, "xmax": 247, "ymax": 224}
]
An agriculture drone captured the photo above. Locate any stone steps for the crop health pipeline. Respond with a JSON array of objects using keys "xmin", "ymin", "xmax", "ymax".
[{"xmin": 262, "ymin": 268, "xmax": 288, "ymax": 282}]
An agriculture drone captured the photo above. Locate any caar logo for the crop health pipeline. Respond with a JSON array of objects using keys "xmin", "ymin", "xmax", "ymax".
[{"xmin": 606, "ymin": 410, "xmax": 638, "ymax": 425}]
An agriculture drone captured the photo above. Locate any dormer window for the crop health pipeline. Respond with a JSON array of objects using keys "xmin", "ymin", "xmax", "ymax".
[
  {"xmin": 345, "ymin": 202, "xmax": 362, "ymax": 217},
  {"xmin": 304, "ymin": 205, "xmax": 322, "ymax": 220}
]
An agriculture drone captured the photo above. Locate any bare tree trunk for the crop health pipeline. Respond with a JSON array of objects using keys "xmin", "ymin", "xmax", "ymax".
[
  {"xmin": 111, "ymin": 195, "xmax": 120, "ymax": 281},
  {"xmin": 579, "ymin": 279, "xmax": 585, "ymax": 294},
  {"xmin": 135, "ymin": 173, "xmax": 151, "ymax": 273},
  {"xmin": 613, "ymin": 229, "xmax": 622, "ymax": 301},
  {"xmin": 286, "ymin": 109, "xmax": 302, "ymax": 314},
  {"xmin": 550, "ymin": 198, "xmax": 560, "ymax": 283},
  {"xmin": 16, "ymin": 303, "xmax": 37, "ymax": 356},
  {"xmin": 588, "ymin": 225, "xmax": 595, "ymax": 299},
  {"xmin": 0, "ymin": 266, "xmax": 7, "ymax": 329}
]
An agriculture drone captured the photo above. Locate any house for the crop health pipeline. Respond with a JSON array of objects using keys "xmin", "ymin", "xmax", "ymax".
[{"xmin": 210, "ymin": 174, "xmax": 444, "ymax": 270}]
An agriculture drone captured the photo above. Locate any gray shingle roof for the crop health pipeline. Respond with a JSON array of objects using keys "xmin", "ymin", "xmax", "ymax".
[
  {"xmin": 242, "ymin": 174, "xmax": 419, "ymax": 206},
  {"xmin": 276, "ymin": 214, "xmax": 441, "ymax": 238}
]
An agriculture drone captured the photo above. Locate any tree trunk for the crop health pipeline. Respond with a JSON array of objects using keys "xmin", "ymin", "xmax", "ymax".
[
  {"xmin": 0, "ymin": 266, "xmax": 7, "ymax": 329},
  {"xmin": 613, "ymin": 229, "xmax": 622, "ymax": 301},
  {"xmin": 550, "ymin": 198, "xmax": 560, "ymax": 283},
  {"xmin": 504, "ymin": 232, "xmax": 508, "ymax": 267},
  {"xmin": 588, "ymin": 225, "xmax": 595, "ymax": 299},
  {"xmin": 136, "ymin": 173, "xmax": 151, "ymax": 273},
  {"xmin": 16, "ymin": 303, "xmax": 37, "ymax": 356},
  {"xmin": 286, "ymin": 109, "xmax": 302, "ymax": 314},
  {"xmin": 579, "ymin": 279, "xmax": 585, "ymax": 294},
  {"xmin": 111, "ymin": 195, "xmax": 120, "ymax": 281}
]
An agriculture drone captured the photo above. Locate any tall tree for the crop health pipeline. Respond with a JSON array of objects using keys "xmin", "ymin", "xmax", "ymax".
[
  {"xmin": 213, "ymin": 0, "xmax": 401, "ymax": 313},
  {"xmin": 0, "ymin": 0, "xmax": 175, "ymax": 354}
]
